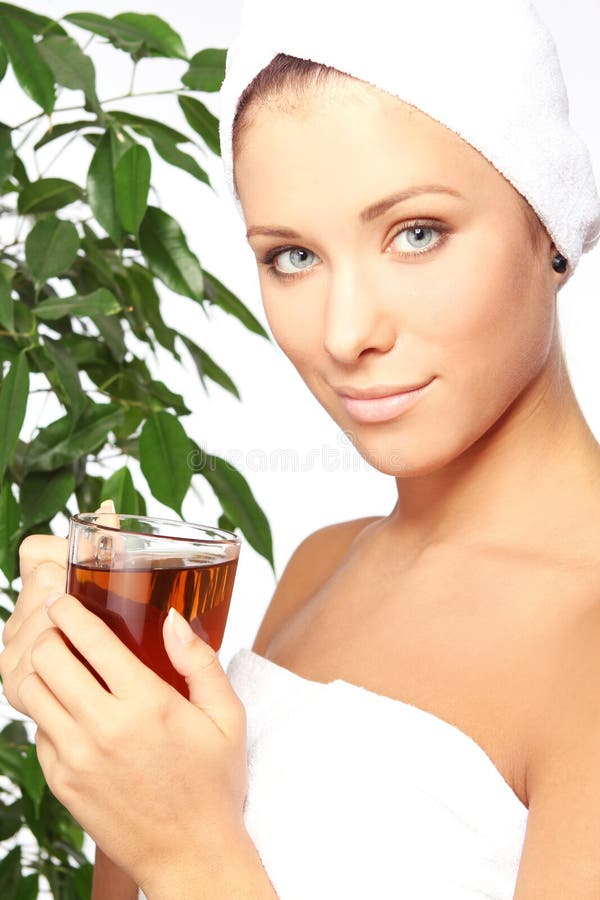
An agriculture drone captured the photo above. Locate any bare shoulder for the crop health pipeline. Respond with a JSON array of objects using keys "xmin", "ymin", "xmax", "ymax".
[
  {"xmin": 514, "ymin": 595, "xmax": 600, "ymax": 897},
  {"xmin": 252, "ymin": 515, "xmax": 382, "ymax": 654}
]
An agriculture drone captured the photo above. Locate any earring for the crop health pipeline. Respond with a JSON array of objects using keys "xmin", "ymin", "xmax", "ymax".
[{"xmin": 552, "ymin": 252, "xmax": 568, "ymax": 274}]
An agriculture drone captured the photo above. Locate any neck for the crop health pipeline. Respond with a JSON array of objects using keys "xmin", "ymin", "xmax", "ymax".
[{"xmin": 391, "ymin": 339, "xmax": 600, "ymax": 557}]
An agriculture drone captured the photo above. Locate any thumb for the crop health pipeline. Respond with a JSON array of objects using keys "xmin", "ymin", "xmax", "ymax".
[{"xmin": 163, "ymin": 608, "xmax": 241, "ymax": 736}]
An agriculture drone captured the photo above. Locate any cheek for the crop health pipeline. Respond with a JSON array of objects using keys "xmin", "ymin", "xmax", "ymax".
[
  {"xmin": 421, "ymin": 244, "xmax": 554, "ymax": 431},
  {"xmin": 259, "ymin": 278, "xmax": 320, "ymax": 372}
]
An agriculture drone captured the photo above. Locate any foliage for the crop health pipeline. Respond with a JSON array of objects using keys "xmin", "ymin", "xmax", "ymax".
[{"xmin": 0, "ymin": 5, "xmax": 274, "ymax": 896}]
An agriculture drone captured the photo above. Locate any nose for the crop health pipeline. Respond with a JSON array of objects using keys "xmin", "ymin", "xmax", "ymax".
[{"xmin": 322, "ymin": 262, "xmax": 396, "ymax": 364}]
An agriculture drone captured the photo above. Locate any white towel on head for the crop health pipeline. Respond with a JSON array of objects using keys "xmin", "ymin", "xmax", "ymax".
[
  {"xmin": 219, "ymin": 0, "xmax": 600, "ymax": 280},
  {"xmin": 226, "ymin": 649, "xmax": 529, "ymax": 900}
]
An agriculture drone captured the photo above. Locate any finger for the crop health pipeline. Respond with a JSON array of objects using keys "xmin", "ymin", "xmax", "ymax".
[
  {"xmin": 74, "ymin": 499, "xmax": 125, "ymax": 568},
  {"xmin": 0, "ymin": 604, "xmax": 55, "ymax": 709},
  {"xmin": 96, "ymin": 498, "xmax": 120, "ymax": 529},
  {"xmin": 3, "ymin": 560, "xmax": 65, "ymax": 645},
  {"xmin": 19, "ymin": 535, "xmax": 68, "ymax": 581},
  {"xmin": 34, "ymin": 728, "xmax": 58, "ymax": 787},
  {"xmin": 163, "ymin": 608, "xmax": 245, "ymax": 740},
  {"xmin": 17, "ymin": 669, "xmax": 75, "ymax": 745},
  {"xmin": 45, "ymin": 593, "xmax": 156, "ymax": 699},
  {"xmin": 29, "ymin": 626, "xmax": 114, "ymax": 725}
]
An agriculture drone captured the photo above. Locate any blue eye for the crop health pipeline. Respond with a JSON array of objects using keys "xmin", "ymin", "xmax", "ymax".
[
  {"xmin": 274, "ymin": 247, "xmax": 319, "ymax": 274},
  {"xmin": 389, "ymin": 223, "xmax": 446, "ymax": 255}
]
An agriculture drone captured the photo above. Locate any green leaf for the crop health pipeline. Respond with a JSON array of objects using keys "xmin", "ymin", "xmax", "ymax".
[
  {"xmin": 34, "ymin": 118, "xmax": 101, "ymax": 151},
  {"xmin": 182, "ymin": 48, "xmax": 227, "ymax": 92},
  {"xmin": 203, "ymin": 271, "xmax": 269, "ymax": 339},
  {"xmin": 66, "ymin": 12, "xmax": 186, "ymax": 59},
  {"xmin": 17, "ymin": 177, "xmax": 82, "ymax": 214},
  {"xmin": 0, "ymin": 267, "xmax": 13, "ymax": 330},
  {"xmin": 37, "ymin": 34, "xmax": 99, "ymax": 109},
  {"xmin": 178, "ymin": 95, "xmax": 220, "ymax": 156},
  {"xmin": 20, "ymin": 467, "xmax": 75, "ymax": 528},
  {"xmin": 25, "ymin": 215, "xmax": 80, "ymax": 284},
  {"xmin": 1, "ymin": 721, "xmax": 28, "ymax": 746},
  {"xmin": 0, "ymin": 744, "xmax": 23, "ymax": 780},
  {"xmin": 0, "ymin": 4, "xmax": 65, "ymax": 36},
  {"xmin": 19, "ymin": 745, "xmax": 46, "ymax": 816},
  {"xmin": 0, "ymin": 45, "xmax": 7, "ymax": 82},
  {"xmin": 126, "ymin": 264, "xmax": 178, "ymax": 356},
  {"xmin": 0, "ymin": 17, "xmax": 55, "ymax": 113},
  {"xmin": 0, "ymin": 337, "xmax": 17, "ymax": 365},
  {"xmin": 44, "ymin": 337, "xmax": 88, "ymax": 421},
  {"xmin": 0, "ymin": 846, "xmax": 21, "ymax": 896},
  {"xmin": 0, "ymin": 800, "xmax": 23, "ymax": 841},
  {"xmin": 95, "ymin": 314, "xmax": 127, "ymax": 362},
  {"xmin": 0, "ymin": 123, "xmax": 14, "ymax": 188},
  {"xmin": 109, "ymin": 110, "xmax": 190, "ymax": 147},
  {"xmin": 139, "ymin": 206, "xmax": 204, "ymax": 301},
  {"xmin": 193, "ymin": 447, "xmax": 274, "ymax": 568},
  {"xmin": 15, "ymin": 873, "xmax": 38, "ymax": 900},
  {"xmin": 150, "ymin": 134, "xmax": 210, "ymax": 185},
  {"xmin": 24, "ymin": 403, "xmax": 125, "ymax": 473},
  {"xmin": 0, "ymin": 480, "xmax": 19, "ymax": 582},
  {"xmin": 139, "ymin": 412, "xmax": 192, "ymax": 515},
  {"xmin": 114, "ymin": 143, "xmax": 151, "ymax": 235},
  {"xmin": 75, "ymin": 472, "xmax": 103, "ymax": 512},
  {"xmin": 94, "ymin": 358, "xmax": 189, "ymax": 416},
  {"xmin": 113, "ymin": 12, "xmax": 186, "ymax": 59},
  {"xmin": 68, "ymin": 864, "xmax": 93, "ymax": 899},
  {"xmin": 217, "ymin": 511, "xmax": 236, "ymax": 533},
  {"xmin": 0, "ymin": 351, "xmax": 29, "ymax": 484},
  {"xmin": 109, "ymin": 110, "xmax": 209, "ymax": 186},
  {"xmin": 100, "ymin": 466, "xmax": 141, "ymax": 514},
  {"xmin": 86, "ymin": 131, "xmax": 122, "ymax": 245},
  {"xmin": 35, "ymin": 287, "xmax": 120, "ymax": 321},
  {"xmin": 11, "ymin": 156, "xmax": 28, "ymax": 191},
  {"xmin": 181, "ymin": 336, "xmax": 240, "ymax": 400}
]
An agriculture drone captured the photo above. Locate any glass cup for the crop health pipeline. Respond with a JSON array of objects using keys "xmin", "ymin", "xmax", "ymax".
[{"xmin": 66, "ymin": 513, "xmax": 241, "ymax": 697}]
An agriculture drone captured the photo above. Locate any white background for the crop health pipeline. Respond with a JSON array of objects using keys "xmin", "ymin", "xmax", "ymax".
[{"xmin": 1, "ymin": 0, "xmax": 599, "ymax": 671}]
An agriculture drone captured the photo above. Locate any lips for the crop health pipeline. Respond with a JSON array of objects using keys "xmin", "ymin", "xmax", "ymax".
[
  {"xmin": 336, "ymin": 378, "xmax": 434, "ymax": 424},
  {"xmin": 335, "ymin": 380, "xmax": 432, "ymax": 400}
]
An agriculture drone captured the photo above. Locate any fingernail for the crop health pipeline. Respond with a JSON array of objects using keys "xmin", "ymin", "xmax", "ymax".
[
  {"xmin": 167, "ymin": 607, "xmax": 194, "ymax": 644},
  {"xmin": 99, "ymin": 499, "xmax": 115, "ymax": 512},
  {"xmin": 44, "ymin": 591, "xmax": 63, "ymax": 609}
]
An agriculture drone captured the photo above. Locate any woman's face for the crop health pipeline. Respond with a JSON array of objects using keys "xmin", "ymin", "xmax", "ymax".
[{"xmin": 235, "ymin": 76, "xmax": 559, "ymax": 476}]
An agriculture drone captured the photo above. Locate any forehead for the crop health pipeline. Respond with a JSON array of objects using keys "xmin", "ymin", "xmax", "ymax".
[{"xmin": 234, "ymin": 76, "xmax": 515, "ymax": 223}]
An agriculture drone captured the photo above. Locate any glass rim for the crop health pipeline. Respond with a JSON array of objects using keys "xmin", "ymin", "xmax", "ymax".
[{"xmin": 70, "ymin": 513, "xmax": 242, "ymax": 546}]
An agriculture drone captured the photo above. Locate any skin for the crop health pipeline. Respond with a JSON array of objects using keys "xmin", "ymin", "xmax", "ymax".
[
  {"xmin": 0, "ymin": 514, "xmax": 277, "ymax": 899},
  {"xmin": 3, "ymin": 73, "xmax": 600, "ymax": 897},
  {"xmin": 237, "ymin": 76, "xmax": 600, "ymax": 560}
]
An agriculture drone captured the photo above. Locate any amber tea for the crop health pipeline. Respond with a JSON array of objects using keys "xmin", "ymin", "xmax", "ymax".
[{"xmin": 66, "ymin": 515, "xmax": 241, "ymax": 698}]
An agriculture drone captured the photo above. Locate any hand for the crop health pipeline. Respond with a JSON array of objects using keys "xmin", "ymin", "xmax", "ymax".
[
  {"xmin": 0, "ymin": 500, "xmax": 113, "ymax": 714},
  {"xmin": 1, "ymin": 536, "xmax": 249, "ymax": 893}
]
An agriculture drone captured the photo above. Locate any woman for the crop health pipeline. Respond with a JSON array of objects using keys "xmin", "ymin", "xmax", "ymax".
[{"xmin": 2, "ymin": 0, "xmax": 600, "ymax": 897}]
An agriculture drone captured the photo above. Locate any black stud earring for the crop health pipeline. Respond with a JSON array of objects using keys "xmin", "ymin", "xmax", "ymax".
[{"xmin": 552, "ymin": 253, "xmax": 568, "ymax": 274}]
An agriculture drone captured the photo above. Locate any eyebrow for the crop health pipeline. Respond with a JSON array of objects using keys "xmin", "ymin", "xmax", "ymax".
[{"xmin": 246, "ymin": 184, "xmax": 464, "ymax": 240}]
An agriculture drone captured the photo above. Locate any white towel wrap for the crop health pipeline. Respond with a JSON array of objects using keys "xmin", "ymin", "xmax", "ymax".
[
  {"xmin": 219, "ymin": 0, "xmax": 600, "ymax": 280},
  {"xmin": 225, "ymin": 648, "xmax": 529, "ymax": 900}
]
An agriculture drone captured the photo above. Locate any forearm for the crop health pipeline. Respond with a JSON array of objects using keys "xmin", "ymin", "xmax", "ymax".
[
  {"xmin": 142, "ymin": 828, "xmax": 278, "ymax": 900},
  {"xmin": 92, "ymin": 846, "xmax": 138, "ymax": 900}
]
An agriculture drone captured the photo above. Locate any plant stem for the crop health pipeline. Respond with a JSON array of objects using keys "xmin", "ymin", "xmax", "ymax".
[
  {"xmin": 103, "ymin": 86, "xmax": 193, "ymax": 102},
  {"xmin": 129, "ymin": 61, "xmax": 138, "ymax": 96},
  {"xmin": 40, "ymin": 130, "xmax": 82, "ymax": 178},
  {"xmin": 13, "ymin": 86, "xmax": 195, "ymax": 131},
  {"xmin": 0, "ymin": 329, "xmax": 34, "ymax": 338},
  {"xmin": 13, "ymin": 104, "xmax": 84, "ymax": 131},
  {"xmin": 14, "ymin": 119, "xmax": 43, "ymax": 152}
]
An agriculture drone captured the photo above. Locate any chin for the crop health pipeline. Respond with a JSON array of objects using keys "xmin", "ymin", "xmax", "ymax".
[{"xmin": 344, "ymin": 423, "xmax": 470, "ymax": 478}]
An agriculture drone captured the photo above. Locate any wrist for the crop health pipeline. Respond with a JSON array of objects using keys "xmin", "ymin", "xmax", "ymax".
[{"xmin": 141, "ymin": 827, "xmax": 278, "ymax": 900}]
